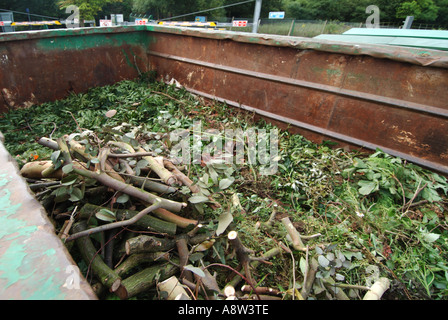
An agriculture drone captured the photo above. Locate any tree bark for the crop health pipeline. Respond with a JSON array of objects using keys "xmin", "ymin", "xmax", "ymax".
[
  {"xmin": 72, "ymin": 166, "xmax": 185, "ymax": 213},
  {"xmin": 138, "ymin": 147, "xmax": 177, "ymax": 186},
  {"xmin": 125, "ymin": 235, "xmax": 176, "ymax": 255},
  {"xmin": 115, "ymin": 252, "xmax": 169, "ymax": 277},
  {"xmin": 120, "ymin": 259, "xmax": 179, "ymax": 299},
  {"xmin": 152, "ymin": 207, "xmax": 198, "ymax": 229}
]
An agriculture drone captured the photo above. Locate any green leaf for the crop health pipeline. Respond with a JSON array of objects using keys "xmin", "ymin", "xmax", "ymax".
[
  {"xmin": 183, "ymin": 264, "xmax": 205, "ymax": 278},
  {"xmin": 299, "ymin": 257, "xmax": 308, "ymax": 275},
  {"xmin": 136, "ymin": 159, "xmax": 149, "ymax": 168},
  {"xmin": 216, "ymin": 209, "xmax": 233, "ymax": 236},
  {"xmin": 219, "ymin": 177, "xmax": 234, "ymax": 190},
  {"xmin": 61, "ymin": 174, "xmax": 78, "ymax": 186},
  {"xmin": 189, "ymin": 195, "xmax": 210, "ymax": 204},
  {"xmin": 69, "ymin": 187, "xmax": 84, "ymax": 202},
  {"xmin": 421, "ymin": 232, "xmax": 440, "ymax": 243},
  {"xmin": 318, "ymin": 255, "xmax": 330, "ymax": 268},
  {"xmin": 95, "ymin": 208, "xmax": 116, "ymax": 222},
  {"xmin": 50, "ymin": 150, "xmax": 61, "ymax": 164},
  {"xmin": 358, "ymin": 180, "xmax": 378, "ymax": 195},
  {"xmin": 62, "ymin": 163, "xmax": 73, "ymax": 174},
  {"xmin": 116, "ymin": 193, "xmax": 130, "ymax": 204},
  {"xmin": 188, "ymin": 252, "xmax": 204, "ymax": 263}
]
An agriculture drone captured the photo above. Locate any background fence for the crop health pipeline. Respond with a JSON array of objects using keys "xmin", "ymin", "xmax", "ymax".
[{"xmin": 216, "ymin": 18, "xmax": 446, "ymax": 37}]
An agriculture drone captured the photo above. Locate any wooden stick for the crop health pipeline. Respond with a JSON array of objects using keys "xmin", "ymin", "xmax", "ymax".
[
  {"xmin": 152, "ymin": 207, "xmax": 198, "ymax": 229},
  {"xmin": 164, "ymin": 160, "xmax": 200, "ymax": 193},
  {"xmin": 363, "ymin": 277, "xmax": 390, "ymax": 300},
  {"xmin": 176, "ymin": 235, "xmax": 193, "ymax": 282},
  {"xmin": 138, "ymin": 147, "xmax": 177, "ymax": 186},
  {"xmin": 130, "ymin": 176, "xmax": 177, "ymax": 194},
  {"xmin": 66, "ymin": 200, "xmax": 163, "ymax": 241},
  {"xmin": 281, "ymin": 217, "xmax": 306, "ymax": 251},
  {"xmin": 78, "ymin": 203, "xmax": 177, "ymax": 235},
  {"xmin": 115, "ymin": 252, "xmax": 169, "ymax": 277},
  {"xmin": 120, "ymin": 259, "xmax": 179, "ymax": 299},
  {"xmin": 228, "ymin": 230, "xmax": 255, "ymax": 287},
  {"xmin": 72, "ymin": 221, "xmax": 127, "ymax": 299},
  {"xmin": 241, "ymin": 285, "xmax": 282, "ymax": 296},
  {"xmin": 125, "ymin": 234, "xmax": 176, "ymax": 255},
  {"xmin": 72, "ymin": 166, "xmax": 185, "ymax": 212}
]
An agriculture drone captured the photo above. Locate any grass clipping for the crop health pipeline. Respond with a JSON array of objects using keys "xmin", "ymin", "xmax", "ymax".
[{"xmin": 1, "ymin": 76, "xmax": 448, "ymax": 300}]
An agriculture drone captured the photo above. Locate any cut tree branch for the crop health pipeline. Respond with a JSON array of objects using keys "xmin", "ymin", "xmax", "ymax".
[{"xmin": 66, "ymin": 200, "xmax": 163, "ymax": 241}]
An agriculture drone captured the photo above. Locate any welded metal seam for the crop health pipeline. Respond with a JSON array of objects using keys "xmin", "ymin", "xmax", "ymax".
[{"xmin": 149, "ymin": 50, "xmax": 448, "ymax": 118}]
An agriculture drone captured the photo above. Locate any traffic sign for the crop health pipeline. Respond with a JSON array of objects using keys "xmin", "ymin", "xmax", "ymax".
[
  {"xmin": 269, "ymin": 11, "xmax": 285, "ymax": 19},
  {"xmin": 232, "ymin": 20, "xmax": 248, "ymax": 27},
  {"xmin": 135, "ymin": 18, "xmax": 148, "ymax": 25},
  {"xmin": 99, "ymin": 19, "xmax": 112, "ymax": 27}
]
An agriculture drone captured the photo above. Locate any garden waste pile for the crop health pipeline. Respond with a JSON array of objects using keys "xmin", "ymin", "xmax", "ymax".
[{"xmin": 1, "ymin": 74, "xmax": 447, "ymax": 300}]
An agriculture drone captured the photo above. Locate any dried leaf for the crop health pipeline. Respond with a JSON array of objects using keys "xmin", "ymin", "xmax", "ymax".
[{"xmin": 105, "ymin": 109, "xmax": 117, "ymax": 118}]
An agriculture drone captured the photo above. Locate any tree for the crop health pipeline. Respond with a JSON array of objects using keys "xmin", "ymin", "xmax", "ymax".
[
  {"xmin": 0, "ymin": 0, "xmax": 62, "ymax": 19},
  {"xmin": 396, "ymin": 0, "xmax": 438, "ymax": 21},
  {"xmin": 98, "ymin": 0, "xmax": 133, "ymax": 21},
  {"xmin": 433, "ymin": 0, "xmax": 448, "ymax": 26}
]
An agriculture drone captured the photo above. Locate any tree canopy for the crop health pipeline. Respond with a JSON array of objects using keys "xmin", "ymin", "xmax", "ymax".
[{"xmin": 0, "ymin": 0, "xmax": 446, "ymax": 27}]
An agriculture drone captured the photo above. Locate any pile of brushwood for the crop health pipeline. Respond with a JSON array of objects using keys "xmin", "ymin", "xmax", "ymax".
[{"xmin": 1, "ymin": 74, "xmax": 448, "ymax": 300}]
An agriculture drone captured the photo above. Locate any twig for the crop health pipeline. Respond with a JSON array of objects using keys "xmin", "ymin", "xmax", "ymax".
[
  {"xmin": 281, "ymin": 217, "xmax": 306, "ymax": 251},
  {"xmin": 205, "ymin": 263, "xmax": 260, "ymax": 300},
  {"xmin": 66, "ymin": 200, "xmax": 163, "ymax": 241},
  {"xmin": 227, "ymin": 231, "xmax": 256, "ymax": 287},
  {"xmin": 58, "ymin": 206, "xmax": 78, "ymax": 240},
  {"xmin": 402, "ymin": 182, "xmax": 428, "ymax": 216}
]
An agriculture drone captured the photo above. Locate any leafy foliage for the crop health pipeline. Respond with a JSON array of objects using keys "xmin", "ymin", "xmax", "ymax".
[{"xmin": 2, "ymin": 76, "xmax": 447, "ymax": 300}]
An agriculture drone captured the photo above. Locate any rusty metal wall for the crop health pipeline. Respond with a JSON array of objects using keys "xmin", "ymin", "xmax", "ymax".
[
  {"xmin": 0, "ymin": 25, "xmax": 447, "ymax": 298},
  {"xmin": 146, "ymin": 27, "xmax": 448, "ymax": 175},
  {"xmin": 0, "ymin": 26, "xmax": 150, "ymax": 112},
  {"xmin": 0, "ymin": 25, "xmax": 447, "ymax": 173}
]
